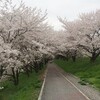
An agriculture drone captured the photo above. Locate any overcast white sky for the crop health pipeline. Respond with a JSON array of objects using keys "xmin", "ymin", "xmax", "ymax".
[{"xmin": 17, "ymin": 0, "xmax": 100, "ymax": 30}]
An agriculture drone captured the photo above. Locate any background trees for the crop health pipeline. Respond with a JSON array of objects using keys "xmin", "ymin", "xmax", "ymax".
[
  {"xmin": 59, "ymin": 10, "xmax": 100, "ymax": 62},
  {"xmin": 0, "ymin": 0, "xmax": 47, "ymax": 43},
  {"xmin": 0, "ymin": 0, "xmax": 54, "ymax": 85},
  {"xmin": 0, "ymin": 0, "xmax": 100, "ymax": 86}
]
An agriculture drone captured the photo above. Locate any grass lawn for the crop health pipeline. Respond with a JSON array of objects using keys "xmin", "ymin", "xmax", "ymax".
[
  {"xmin": 55, "ymin": 57, "xmax": 100, "ymax": 90},
  {"xmin": 0, "ymin": 68, "xmax": 45, "ymax": 100}
]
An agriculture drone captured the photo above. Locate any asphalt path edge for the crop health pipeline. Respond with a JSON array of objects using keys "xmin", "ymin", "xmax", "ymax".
[
  {"xmin": 38, "ymin": 68, "xmax": 48, "ymax": 100},
  {"xmin": 58, "ymin": 71, "xmax": 91, "ymax": 100}
]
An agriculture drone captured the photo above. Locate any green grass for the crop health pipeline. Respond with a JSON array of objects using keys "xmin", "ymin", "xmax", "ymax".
[
  {"xmin": 0, "ymin": 68, "xmax": 45, "ymax": 100},
  {"xmin": 55, "ymin": 57, "xmax": 100, "ymax": 90}
]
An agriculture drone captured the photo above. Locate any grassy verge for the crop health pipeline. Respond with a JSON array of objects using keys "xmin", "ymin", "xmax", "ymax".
[
  {"xmin": 0, "ymin": 68, "xmax": 45, "ymax": 100},
  {"xmin": 55, "ymin": 58, "xmax": 100, "ymax": 90}
]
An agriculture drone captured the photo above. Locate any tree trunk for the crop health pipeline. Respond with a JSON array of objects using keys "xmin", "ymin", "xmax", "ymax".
[
  {"xmin": 24, "ymin": 65, "xmax": 30, "ymax": 77},
  {"xmin": 34, "ymin": 62, "xmax": 39, "ymax": 73},
  {"xmin": 72, "ymin": 56, "xmax": 76, "ymax": 62},
  {"xmin": 0, "ymin": 66, "xmax": 4, "ymax": 77},
  {"xmin": 90, "ymin": 53, "xmax": 97, "ymax": 62},
  {"xmin": 66, "ymin": 55, "xmax": 69, "ymax": 61},
  {"xmin": 11, "ymin": 68, "xmax": 19, "ymax": 86},
  {"xmin": 72, "ymin": 50, "xmax": 77, "ymax": 62}
]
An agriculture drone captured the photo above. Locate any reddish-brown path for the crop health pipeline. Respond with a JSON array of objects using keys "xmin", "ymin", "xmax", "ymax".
[{"xmin": 41, "ymin": 63, "xmax": 90, "ymax": 100}]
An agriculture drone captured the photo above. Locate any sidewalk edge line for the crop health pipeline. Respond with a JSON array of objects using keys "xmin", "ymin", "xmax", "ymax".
[
  {"xmin": 38, "ymin": 68, "xmax": 48, "ymax": 100},
  {"xmin": 59, "ymin": 72, "xmax": 91, "ymax": 100}
]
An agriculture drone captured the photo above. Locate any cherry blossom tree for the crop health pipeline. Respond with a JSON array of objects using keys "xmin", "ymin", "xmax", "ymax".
[
  {"xmin": 77, "ymin": 10, "xmax": 100, "ymax": 62},
  {"xmin": 0, "ymin": 0, "xmax": 47, "ymax": 43},
  {"xmin": 0, "ymin": 43, "xmax": 22, "ymax": 85},
  {"xmin": 59, "ymin": 10, "xmax": 100, "ymax": 62},
  {"xmin": 0, "ymin": 0, "xmax": 50, "ymax": 85}
]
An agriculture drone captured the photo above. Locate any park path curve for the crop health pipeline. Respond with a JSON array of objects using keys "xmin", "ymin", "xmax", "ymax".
[{"xmin": 40, "ymin": 63, "xmax": 96, "ymax": 100}]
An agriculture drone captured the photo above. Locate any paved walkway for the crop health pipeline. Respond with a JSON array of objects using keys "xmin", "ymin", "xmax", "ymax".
[{"xmin": 41, "ymin": 63, "xmax": 95, "ymax": 100}]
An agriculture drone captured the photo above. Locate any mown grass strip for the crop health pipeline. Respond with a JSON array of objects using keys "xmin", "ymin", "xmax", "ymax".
[
  {"xmin": 55, "ymin": 58, "xmax": 100, "ymax": 90},
  {"xmin": 0, "ymin": 68, "xmax": 45, "ymax": 100}
]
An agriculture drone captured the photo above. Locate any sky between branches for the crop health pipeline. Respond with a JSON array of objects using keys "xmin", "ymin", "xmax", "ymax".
[{"xmin": 16, "ymin": 0, "xmax": 100, "ymax": 30}]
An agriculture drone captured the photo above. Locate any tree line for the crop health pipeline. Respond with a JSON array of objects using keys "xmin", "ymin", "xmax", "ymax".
[{"xmin": 0, "ymin": 0, "xmax": 100, "ymax": 86}]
